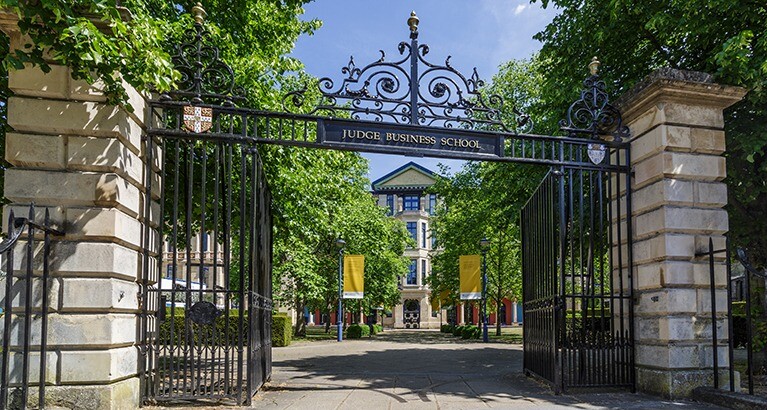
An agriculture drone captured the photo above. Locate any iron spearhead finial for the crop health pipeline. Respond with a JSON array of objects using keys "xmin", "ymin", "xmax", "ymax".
[
  {"xmin": 192, "ymin": 2, "xmax": 207, "ymax": 25},
  {"xmin": 589, "ymin": 56, "xmax": 600, "ymax": 76},
  {"xmin": 408, "ymin": 11, "xmax": 419, "ymax": 37}
]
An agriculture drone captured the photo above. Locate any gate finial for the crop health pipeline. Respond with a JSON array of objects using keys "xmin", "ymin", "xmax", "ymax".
[
  {"xmin": 589, "ymin": 56, "xmax": 600, "ymax": 76},
  {"xmin": 192, "ymin": 2, "xmax": 207, "ymax": 25},
  {"xmin": 408, "ymin": 11, "xmax": 419, "ymax": 38}
]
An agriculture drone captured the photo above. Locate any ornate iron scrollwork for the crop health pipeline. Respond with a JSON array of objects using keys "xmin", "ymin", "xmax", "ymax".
[
  {"xmin": 159, "ymin": 3, "xmax": 245, "ymax": 106},
  {"xmin": 559, "ymin": 57, "xmax": 630, "ymax": 142},
  {"xmin": 284, "ymin": 11, "xmax": 532, "ymax": 133}
]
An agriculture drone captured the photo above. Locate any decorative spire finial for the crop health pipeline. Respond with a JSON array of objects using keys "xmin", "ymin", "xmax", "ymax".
[
  {"xmin": 192, "ymin": 2, "xmax": 207, "ymax": 25},
  {"xmin": 589, "ymin": 56, "xmax": 600, "ymax": 76},
  {"xmin": 408, "ymin": 11, "xmax": 419, "ymax": 36}
]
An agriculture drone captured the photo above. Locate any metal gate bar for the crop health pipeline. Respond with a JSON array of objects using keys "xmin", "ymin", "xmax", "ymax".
[
  {"xmin": 140, "ymin": 131, "xmax": 272, "ymax": 405},
  {"xmin": 521, "ymin": 171, "xmax": 560, "ymax": 390},
  {"xmin": 522, "ymin": 154, "xmax": 634, "ymax": 392},
  {"xmin": 0, "ymin": 205, "xmax": 63, "ymax": 409}
]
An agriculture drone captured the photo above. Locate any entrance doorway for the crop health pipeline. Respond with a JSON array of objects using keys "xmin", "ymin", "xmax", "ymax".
[
  {"xmin": 139, "ymin": 9, "xmax": 634, "ymax": 405},
  {"xmin": 403, "ymin": 299, "xmax": 421, "ymax": 329}
]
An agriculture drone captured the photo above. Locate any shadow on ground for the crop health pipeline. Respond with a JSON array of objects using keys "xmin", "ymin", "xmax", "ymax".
[{"xmin": 257, "ymin": 330, "xmax": 718, "ymax": 409}]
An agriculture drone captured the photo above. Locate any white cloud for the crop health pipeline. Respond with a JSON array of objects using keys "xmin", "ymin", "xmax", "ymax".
[{"xmin": 514, "ymin": 4, "xmax": 527, "ymax": 15}]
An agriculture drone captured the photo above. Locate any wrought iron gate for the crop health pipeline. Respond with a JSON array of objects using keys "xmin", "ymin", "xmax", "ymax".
[
  {"xmin": 139, "ymin": 132, "xmax": 273, "ymax": 405},
  {"xmin": 135, "ymin": 5, "xmax": 638, "ymax": 404},
  {"xmin": 521, "ymin": 158, "xmax": 634, "ymax": 392}
]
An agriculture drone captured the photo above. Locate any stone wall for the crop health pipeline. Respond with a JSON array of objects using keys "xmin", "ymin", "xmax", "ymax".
[
  {"xmin": 617, "ymin": 68, "xmax": 747, "ymax": 398},
  {"xmin": 0, "ymin": 15, "xmax": 155, "ymax": 409}
]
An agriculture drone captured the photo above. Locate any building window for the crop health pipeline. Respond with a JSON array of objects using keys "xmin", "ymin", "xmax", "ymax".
[
  {"xmin": 421, "ymin": 222, "xmax": 427, "ymax": 248},
  {"xmin": 407, "ymin": 222, "xmax": 417, "ymax": 244},
  {"xmin": 407, "ymin": 260, "xmax": 417, "ymax": 285},
  {"xmin": 429, "ymin": 194, "xmax": 437, "ymax": 215},
  {"xmin": 166, "ymin": 264, "xmax": 175, "ymax": 278},
  {"xmin": 386, "ymin": 194, "xmax": 394, "ymax": 215},
  {"xmin": 403, "ymin": 195, "xmax": 420, "ymax": 211},
  {"xmin": 421, "ymin": 259, "xmax": 427, "ymax": 284},
  {"xmin": 431, "ymin": 230, "xmax": 437, "ymax": 248},
  {"xmin": 201, "ymin": 233, "xmax": 208, "ymax": 252}
]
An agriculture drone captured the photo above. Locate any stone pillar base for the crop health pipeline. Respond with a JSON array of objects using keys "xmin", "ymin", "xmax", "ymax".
[
  {"xmin": 12, "ymin": 377, "xmax": 139, "ymax": 410},
  {"xmin": 637, "ymin": 368, "xmax": 740, "ymax": 399}
]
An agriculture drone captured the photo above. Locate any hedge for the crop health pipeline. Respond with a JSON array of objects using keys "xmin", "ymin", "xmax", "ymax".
[
  {"xmin": 347, "ymin": 323, "xmax": 371, "ymax": 338},
  {"xmin": 369, "ymin": 324, "xmax": 383, "ymax": 335},
  {"xmin": 461, "ymin": 325, "xmax": 480, "ymax": 339},
  {"xmin": 158, "ymin": 307, "xmax": 243, "ymax": 346},
  {"xmin": 453, "ymin": 325, "xmax": 465, "ymax": 337},
  {"xmin": 441, "ymin": 324, "xmax": 454, "ymax": 333},
  {"xmin": 272, "ymin": 313, "xmax": 292, "ymax": 347}
]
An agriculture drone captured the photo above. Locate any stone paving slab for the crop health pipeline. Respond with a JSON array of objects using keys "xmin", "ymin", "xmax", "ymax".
[{"xmin": 251, "ymin": 330, "xmax": 723, "ymax": 410}]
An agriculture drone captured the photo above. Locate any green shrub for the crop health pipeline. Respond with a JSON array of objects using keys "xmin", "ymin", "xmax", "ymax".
[
  {"xmin": 158, "ymin": 307, "xmax": 243, "ymax": 346},
  {"xmin": 347, "ymin": 323, "xmax": 371, "ymax": 338},
  {"xmin": 375, "ymin": 324, "xmax": 383, "ymax": 333},
  {"xmin": 453, "ymin": 325, "xmax": 464, "ymax": 337},
  {"xmin": 441, "ymin": 324, "xmax": 454, "ymax": 333},
  {"xmin": 461, "ymin": 325, "xmax": 480, "ymax": 339},
  {"xmin": 272, "ymin": 314, "xmax": 292, "ymax": 347},
  {"xmin": 369, "ymin": 324, "xmax": 383, "ymax": 335}
]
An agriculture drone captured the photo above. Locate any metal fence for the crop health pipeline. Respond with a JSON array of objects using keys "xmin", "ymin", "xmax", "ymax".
[
  {"xmin": 701, "ymin": 238, "xmax": 767, "ymax": 396},
  {"xmin": 0, "ymin": 205, "xmax": 63, "ymax": 409}
]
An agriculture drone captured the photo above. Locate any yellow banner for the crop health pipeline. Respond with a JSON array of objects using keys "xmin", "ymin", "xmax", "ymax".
[
  {"xmin": 459, "ymin": 255, "xmax": 481, "ymax": 300},
  {"xmin": 343, "ymin": 255, "xmax": 365, "ymax": 299}
]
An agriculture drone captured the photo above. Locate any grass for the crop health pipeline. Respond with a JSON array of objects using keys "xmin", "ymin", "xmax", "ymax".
[
  {"xmin": 293, "ymin": 325, "xmax": 344, "ymax": 341},
  {"xmin": 486, "ymin": 326, "xmax": 524, "ymax": 344}
]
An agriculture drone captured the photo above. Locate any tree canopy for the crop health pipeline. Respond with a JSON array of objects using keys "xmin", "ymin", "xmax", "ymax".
[
  {"xmin": 0, "ymin": 1, "xmax": 411, "ymax": 331},
  {"xmin": 531, "ymin": 0, "xmax": 767, "ymax": 265}
]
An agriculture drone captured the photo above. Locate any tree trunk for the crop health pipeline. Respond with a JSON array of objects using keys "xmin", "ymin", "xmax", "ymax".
[
  {"xmin": 495, "ymin": 299, "xmax": 502, "ymax": 336},
  {"xmin": 294, "ymin": 298, "xmax": 307, "ymax": 337},
  {"xmin": 324, "ymin": 304, "xmax": 331, "ymax": 333}
]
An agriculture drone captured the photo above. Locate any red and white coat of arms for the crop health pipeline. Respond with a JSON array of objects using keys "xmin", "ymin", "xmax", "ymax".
[{"xmin": 183, "ymin": 106, "xmax": 213, "ymax": 133}]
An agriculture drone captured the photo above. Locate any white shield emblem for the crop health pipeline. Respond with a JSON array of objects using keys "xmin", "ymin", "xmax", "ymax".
[
  {"xmin": 183, "ymin": 106, "xmax": 213, "ymax": 133},
  {"xmin": 587, "ymin": 143, "xmax": 606, "ymax": 165}
]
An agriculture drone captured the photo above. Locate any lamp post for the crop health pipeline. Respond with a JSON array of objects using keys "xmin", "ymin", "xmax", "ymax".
[
  {"xmin": 479, "ymin": 237, "xmax": 490, "ymax": 343},
  {"xmin": 336, "ymin": 238, "xmax": 346, "ymax": 342}
]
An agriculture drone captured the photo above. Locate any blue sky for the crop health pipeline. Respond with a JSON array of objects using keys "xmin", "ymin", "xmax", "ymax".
[{"xmin": 291, "ymin": 1, "xmax": 557, "ymax": 180}]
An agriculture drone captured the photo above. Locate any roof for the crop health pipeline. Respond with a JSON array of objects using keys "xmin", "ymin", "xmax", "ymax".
[{"xmin": 371, "ymin": 161, "xmax": 437, "ymax": 191}]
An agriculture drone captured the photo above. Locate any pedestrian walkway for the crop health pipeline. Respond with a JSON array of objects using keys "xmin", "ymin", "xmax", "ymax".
[{"xmin": 253, "ymin": 329, "xmax": 721, "ymax": 409}]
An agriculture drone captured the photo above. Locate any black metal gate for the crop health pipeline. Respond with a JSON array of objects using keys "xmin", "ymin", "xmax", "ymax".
[
  {"xmin": 139, "ymin": 132, "xmax": 273, "ymax": 405},
  {"xmin": 135, "ymin": 5, "xmax": 637, "ymax": 404},
  {"xmin": 521, "ymin": 157, "xmax": 634, "ymax": 392}
]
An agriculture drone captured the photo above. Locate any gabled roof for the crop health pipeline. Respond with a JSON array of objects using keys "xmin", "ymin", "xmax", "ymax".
[{"xmin": 371, "ymin": 161, "xmax": 437, "ymax": 191}]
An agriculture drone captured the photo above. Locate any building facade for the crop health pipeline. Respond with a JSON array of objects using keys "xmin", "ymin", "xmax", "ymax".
[
  {"xmin": 371, "ymin": 162, "xmax": 523, "ymax": 330},
  {"xmin": 371, "ymin": 162, "xmax": 443, "ymax": 329}
]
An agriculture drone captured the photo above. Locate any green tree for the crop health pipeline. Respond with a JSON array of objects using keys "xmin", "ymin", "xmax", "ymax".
[
  {"xmin": 428, "ymin": 58, "xmax": 550, "ymax": 335},
  {"xmin": 0, "ymin": 2, "xmax": 410, "ymax": 338},
  {"xmin": 531, "ymin": 0, "xmax": 767, "ymax": 265}
]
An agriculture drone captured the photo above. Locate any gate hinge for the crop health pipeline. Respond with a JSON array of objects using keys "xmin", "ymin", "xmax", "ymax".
[{"xmin": 137, "ymin": 292, "xmax": 144, "ymax": 310}]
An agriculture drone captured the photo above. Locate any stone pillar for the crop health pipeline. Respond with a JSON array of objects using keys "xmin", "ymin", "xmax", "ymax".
[
  {"xmin": 0, "ymin": 15, "xmax": 151, "ymax": 410},
  {"xmin": 617, "ymin": 69, "xmax": 746, "ymax": 398}
]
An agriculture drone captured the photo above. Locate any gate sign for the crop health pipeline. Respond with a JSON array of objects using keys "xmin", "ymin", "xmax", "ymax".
[
  {"xmin": 459, "ymin": 255, "xmax": 481, "ymax": 300},
  {"xmin": 343, "ymin": 255, "xmax": 365, "ymax": 299},
  {"xmin": 320, "ymin": 119, "xmax": 501, "ymax": 157},
  {"xmin": 183, "ymin": 106, "xmax": 213, "ymax": 133}
]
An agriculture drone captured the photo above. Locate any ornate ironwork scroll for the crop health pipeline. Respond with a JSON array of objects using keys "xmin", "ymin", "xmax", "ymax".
[
  {"xmin": 283, "ymin": 12, "xmax": 532, "ymax": 133},
  {"xmin": 559, "ymin": 57, "xmax": 630, "ymax": 142},
  {"xmin": 159, "ymin": 3, "xmax": 245, "ymax": 106}
]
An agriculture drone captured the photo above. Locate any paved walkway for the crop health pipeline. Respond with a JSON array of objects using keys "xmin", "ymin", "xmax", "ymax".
[{"xmin": 253, "ymin": 330, "xmax": 721, "ymax": 409}]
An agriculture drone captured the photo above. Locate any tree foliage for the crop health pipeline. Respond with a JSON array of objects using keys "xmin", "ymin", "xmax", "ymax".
[
  {"xmin": 429, "ymin": 58, "xmax": 546, "ymax": 334},
  {"xmin": 532, "ymin": 0, "xmax": 767, "ymax": 265},
  {"xmin": 0, "ymin": 1, "xmax": 410, "ymax": 335}
]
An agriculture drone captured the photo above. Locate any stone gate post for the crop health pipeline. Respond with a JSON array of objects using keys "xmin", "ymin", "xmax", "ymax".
[
  {"xmin": 0, "ymin": 12, "xmax": 155, "ymax": 410},
  {"xmin": 617, "ymin": 69, "xmax": 747, "ymax": 398}
]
